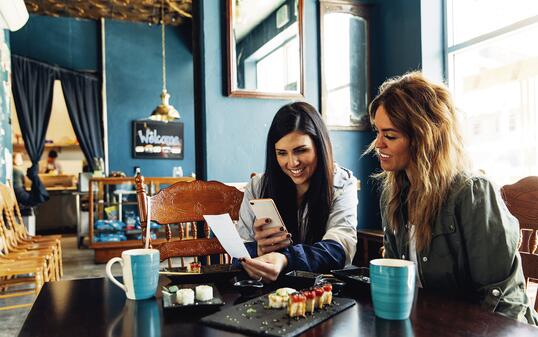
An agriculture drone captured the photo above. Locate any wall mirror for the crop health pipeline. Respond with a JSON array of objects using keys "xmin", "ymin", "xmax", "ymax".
[
  {"xmin": 320, "ymin": 1, "xmax": 371, "ymax": 130},
  {"xmin": 226, "ymin": 0, "xmax": 304, "ymax": 98}
]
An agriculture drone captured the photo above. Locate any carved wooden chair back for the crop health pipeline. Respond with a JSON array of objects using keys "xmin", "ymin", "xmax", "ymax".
[
  {"xmin": 501, "ymin": 176, "xmax": 538, "ymax": 310},
  {"xmin": 135, "ymin": 173, "xmax": 244, "ymax": 266}
]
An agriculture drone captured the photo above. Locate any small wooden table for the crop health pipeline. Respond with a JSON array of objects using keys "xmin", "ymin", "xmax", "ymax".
[{"xmin": 17, "ymin": 277, "xmax": 538, "ymax": 337}]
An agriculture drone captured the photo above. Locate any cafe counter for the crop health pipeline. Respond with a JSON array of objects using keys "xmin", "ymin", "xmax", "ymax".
[{"xmin": 32, "ymin": 175, "xmax": 79, "ymax": 235}]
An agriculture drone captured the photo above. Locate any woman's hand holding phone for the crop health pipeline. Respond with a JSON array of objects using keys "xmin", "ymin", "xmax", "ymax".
[
  {"xmin": 249, "ymin": 199, "xmax": 292, "ymax": 256},
  {"xmin": 253, "ymin": 218, "xmax": 292, "ymax": 256}
]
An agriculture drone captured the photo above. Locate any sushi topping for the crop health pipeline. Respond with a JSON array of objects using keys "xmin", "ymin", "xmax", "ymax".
[
  {"xmin": 313, "ymin": 287, "xmax": 324, "ymax": 297},
  {"xmin": 290, "ymin": 292, "xmax": 306, "ymax": 303},
  {"xmin": 301, "ymin": 290, "xmax": 315, "ymax": 299}
]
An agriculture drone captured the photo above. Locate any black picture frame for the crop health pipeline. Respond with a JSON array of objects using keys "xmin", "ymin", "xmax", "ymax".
[{"xmin": 132, "ymin": 120, "xmax": 184, "ymax": 159}]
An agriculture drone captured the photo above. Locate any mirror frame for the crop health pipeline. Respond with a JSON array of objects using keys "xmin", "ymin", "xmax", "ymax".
[
  {"xmin": 226, "ymin": 0, "xmax": 305, "ymax": 99},
  {"xmin": 320, "ymin": 0, "xmax": 372, "ymax": 130}
]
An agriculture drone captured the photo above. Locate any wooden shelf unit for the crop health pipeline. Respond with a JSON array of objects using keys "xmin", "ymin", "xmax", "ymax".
[{"xmin": 88, "ymin": 176, "xmax": 195, "ymax": 263}]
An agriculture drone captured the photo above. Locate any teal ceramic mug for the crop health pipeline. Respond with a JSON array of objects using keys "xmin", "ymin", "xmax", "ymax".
[
  {"xmin": 106, "ymin": 249, "xmax": 160, "ymax": 300},
  {"xmin": 370, "ymin": 258, "xmax": 416, "ymax": 320}
]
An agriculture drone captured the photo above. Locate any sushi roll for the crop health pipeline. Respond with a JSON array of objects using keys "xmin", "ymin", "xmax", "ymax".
[
  {"xmin": 195, "ymin": 285, "xmax": 213, "ymax": 301},
  {"xmin": 313, "ymin": 286, "xmax": 325, "ymax": 309},
  {"xmin": 175, "ymin": 288, "xmax": 195, "ymax": 305},
  {"xmin": 302, "ymin": 289, "xmax": 316, "ymax": 314},
  {"xmin": 268, "ymin": 292, "xmax": 284, "ymax": 309},
  {"xmin": 288, "ymin": 292, "xmax": 306, "ymax": 318},
  {"xmin": 268, "ymin": 287, "xmax": 296, "ymax": 309},
  {"xmin": 321, "ymin": 283, "xmax": 333, "ymax": 306}
]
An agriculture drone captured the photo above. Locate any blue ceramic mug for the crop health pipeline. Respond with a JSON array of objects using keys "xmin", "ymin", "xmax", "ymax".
[
  {"xmin": 106, "ymin": 249, "xmax": 160, "ymax": 300},
  {"xmin": 370, "ymin": 258, "xmax": 416, "ymax": 320}
]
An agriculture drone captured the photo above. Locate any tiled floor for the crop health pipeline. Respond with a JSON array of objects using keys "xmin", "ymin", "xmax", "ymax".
[{"xmin": 0, "ymin": 236, "xmax": 120, "ymax": 337}]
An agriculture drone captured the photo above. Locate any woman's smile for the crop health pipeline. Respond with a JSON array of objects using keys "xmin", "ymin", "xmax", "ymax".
[{"xmin": 275, "ymin": 131, "xmax": 318, "ymax": 191}]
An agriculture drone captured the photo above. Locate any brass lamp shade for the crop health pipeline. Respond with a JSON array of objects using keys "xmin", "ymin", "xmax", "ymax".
[{"xmin": 150, "ymin": 89, "xmax": 180, "ymax": 121}]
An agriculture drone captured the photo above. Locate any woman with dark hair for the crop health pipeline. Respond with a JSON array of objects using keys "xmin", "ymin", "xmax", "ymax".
[
  {"xmin": 237, "ymin": 102, "xmax": 358, "ymax": 282},
  {"xmin": 367, "ymin": 71, "xmax": 537, "ymax": 324}
]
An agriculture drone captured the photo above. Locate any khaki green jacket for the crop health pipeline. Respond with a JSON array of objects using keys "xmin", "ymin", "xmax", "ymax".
[{"xmin": 382, "ymin": 174, "xmax": 538, "ymax": 325}]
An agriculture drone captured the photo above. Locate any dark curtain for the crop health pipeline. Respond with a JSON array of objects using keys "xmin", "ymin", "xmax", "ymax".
[
  {"xmin": 59, "ymin": 71, "xmax": 104, "ymax": 171},
  {"xmin": 11, "ymin": 55, "xmax": 54, "ymax": 204}
]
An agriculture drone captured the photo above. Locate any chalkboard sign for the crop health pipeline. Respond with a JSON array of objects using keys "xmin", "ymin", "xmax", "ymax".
[{"xmin": 132, "ymin": 120, "xmax": 183, "ymax": 159}]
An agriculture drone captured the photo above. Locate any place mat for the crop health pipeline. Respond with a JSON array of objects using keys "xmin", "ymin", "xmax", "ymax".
[
  {"xmin": 201, "ymin": 294, "xmax": 356, "ymax": 337},
  {"xmin": 331, "ymin": 267, "xmax": 370, "ymax": 289}
]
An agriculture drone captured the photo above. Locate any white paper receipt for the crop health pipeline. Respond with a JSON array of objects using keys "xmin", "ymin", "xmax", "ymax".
[{"xmin": 203, "ymin": 214, "xmax": 251, "ymax": 259}]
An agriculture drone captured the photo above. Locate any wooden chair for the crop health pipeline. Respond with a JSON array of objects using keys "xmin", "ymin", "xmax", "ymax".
[
  {"xmin": 0, "ymin": 219, "xmax": 56, "ymax": 282},
  {"xmin": 501, "ymin": 176, "xmax": 538, "ymax": 310},
  {"xmin": 0, "ymin": 261, "xmax": 45, "ymax": 291},
  {"xmin": 135, "ymin": 173, "xmax": 244, "ymax": 267},
  {"xmin": 0, "ymin": 182, "xmax": 63, "ymax": 277},
  {"xmin": 0, "ymin": 194, "xmax": 58, "ymax": 282},
  {"xmin": 0, "ymin": 257, "xmax": 46, "ymax": 311}
]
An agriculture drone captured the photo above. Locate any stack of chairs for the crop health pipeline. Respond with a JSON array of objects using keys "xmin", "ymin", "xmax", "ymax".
[{"xmin": 0, "ymin": 182, "xmax": 63, "ymax": 310}]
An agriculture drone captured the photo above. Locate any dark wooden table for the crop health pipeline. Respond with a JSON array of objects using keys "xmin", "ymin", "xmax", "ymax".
[{"xmin": 17, "ymin": 277, "xmax": 537, "ymax": 337}]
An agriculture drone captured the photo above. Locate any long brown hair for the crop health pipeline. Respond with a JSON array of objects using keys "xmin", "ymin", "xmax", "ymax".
[
  {"xmin": 367, "ymin": 72, "xmax": 470, "ymax": 251},
  {"xmin": 262, "ymin": 102, "xmax": 334, "ymax": 244}
]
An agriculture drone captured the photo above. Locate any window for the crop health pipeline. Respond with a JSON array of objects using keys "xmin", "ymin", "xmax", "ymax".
[
  {"xmin": 320, "ymin": 2, "xmax": 371, "ymax": 130},
  {"xmin": 256, "ymin": 34, "xmax": 299, "ymax": 91},
  {"xmin": 447, "ymin": 0, "xmax": 538, "ymax": 186}
]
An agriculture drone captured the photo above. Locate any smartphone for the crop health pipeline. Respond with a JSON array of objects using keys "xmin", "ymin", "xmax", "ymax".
[{"xmin": 249, "ymin": 198, "xmax": 286, "ymax": 230}]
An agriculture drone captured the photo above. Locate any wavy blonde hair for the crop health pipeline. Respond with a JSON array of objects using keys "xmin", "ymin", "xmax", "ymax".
[{"xmin": 367, "ymin": 72, "xmax": 470, "ymax": 251}]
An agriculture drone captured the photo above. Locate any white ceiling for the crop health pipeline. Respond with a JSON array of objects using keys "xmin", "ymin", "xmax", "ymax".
[{"xmin": 234, "ymin": 0, "xmax": 286, "ymax": 41}]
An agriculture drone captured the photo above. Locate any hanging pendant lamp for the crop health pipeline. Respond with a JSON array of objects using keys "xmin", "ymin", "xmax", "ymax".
[{"xmin": 150, "ymin": 0, "xmax": 180, "ymax": 122}]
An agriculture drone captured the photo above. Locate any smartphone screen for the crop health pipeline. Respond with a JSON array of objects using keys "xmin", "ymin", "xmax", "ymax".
[{"xmin": 249, "ymin": 198, "xmax": 286, "ymax": 230}]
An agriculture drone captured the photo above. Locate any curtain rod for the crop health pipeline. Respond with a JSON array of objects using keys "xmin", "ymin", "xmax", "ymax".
[{"xmin": 12, "ymin": 54, "xmax": 99, "ymax": 81}]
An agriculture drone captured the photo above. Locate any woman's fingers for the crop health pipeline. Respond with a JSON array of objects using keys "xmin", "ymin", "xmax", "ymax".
[
  {"xmin": 258, "ymin": 231, "xmax": 289, "ymax": 246},
  {"xmin": 253, "ymin": 218, "xmax": 271, "ymax": 231},
  {"xmin": 241, "ymin": 262, "xmax": 262, "ymax": 279},
  {"xmin": 254, "ymin": 224, "xmax": 286, "ymax": 241},
  {"xmin": 257, "ymin": 232, "xmax": 291, "ymax": 254},
  {"xmin": 241, "ymin": 258, "xmax": 278, "ymax": 282},
  {"xmin": 241, "ymin": 259, "xmax": 271, "ymax": 282},
  {"xmin": 271, "ymin": 238, "xmax": 292, "ymax": 251}
]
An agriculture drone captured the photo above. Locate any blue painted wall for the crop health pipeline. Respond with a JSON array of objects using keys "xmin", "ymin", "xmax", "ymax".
[
  {"xmin": 105, "ymin": 20, "xmax": 195, "ymax": 177},
  {"xmin": 11, "ymin": 15, "xmax": 98, "ymax": 71},
  {"xmin": 200, "ymin": 0, "xmax": 380, "ymax": 229},
  {"xmin": 199, "ymin": 0, "xmax": 444, "ymax": 229},
  {"xmin": 201, "ymin": 0, "xmax": 300, "ymax": 182},
  {"xmin": 0, "ymin": 30, "xmax": 12, "ymax": 183},
  {"xmin": 4, "ymin": 0, "xmax": 443, "ymax": 230},
  {"xmin": 370, "ymin": 0, "xmax": 422, "ymax": 89},
  {"xmin": 9, "ymin": 15, "xmax": 196, "ymax": 178}
]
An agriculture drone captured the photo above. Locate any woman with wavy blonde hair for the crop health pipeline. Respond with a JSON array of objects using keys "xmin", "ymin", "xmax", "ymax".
[{"xmin": 368, "ymin": 72, "xmax": 537, "ymax": 324}]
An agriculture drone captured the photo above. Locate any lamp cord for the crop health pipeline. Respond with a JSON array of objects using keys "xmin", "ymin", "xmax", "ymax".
[{"xmin": 161, "ymin": 0, "xmax": 166, "ymax": 92}]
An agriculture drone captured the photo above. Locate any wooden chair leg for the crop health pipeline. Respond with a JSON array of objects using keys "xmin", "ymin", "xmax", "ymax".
[{"xmin": 0, "ymin": 303, "xmax": 33, "ymax": 311}]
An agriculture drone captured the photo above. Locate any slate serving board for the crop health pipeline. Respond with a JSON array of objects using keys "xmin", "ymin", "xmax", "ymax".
[
  {"xmin": 162, "ymin": 283, "xmax": 224, "ymax": 312},
  {"xmin": 201, "ymin": 294, "xmax": 356, "ymax": 337}
]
